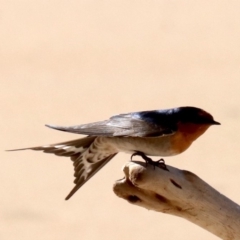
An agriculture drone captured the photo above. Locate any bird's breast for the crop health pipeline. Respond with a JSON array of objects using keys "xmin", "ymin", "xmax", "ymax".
[
  {"xmin": 108, "ymin": 135, "xmax": 180, "ymax": 157},
  {"xmin": 104, "ymin": 123, "xmax": 210, "ymax": 157}
]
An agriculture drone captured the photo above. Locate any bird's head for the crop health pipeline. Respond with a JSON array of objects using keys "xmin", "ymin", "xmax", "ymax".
[
  {"xmin": 172, "ymin": 107, "xmax": 220, "ymax": 141},
  {"xmin": 176, "ymin": 107, "xmax": 220, "ymax": 126}
]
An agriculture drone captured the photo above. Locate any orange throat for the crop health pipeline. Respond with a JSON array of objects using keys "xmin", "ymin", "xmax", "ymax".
[
  {"xmin": 171, "ymin": 123, "xmax": 211, "ymax": 154},
  {"xmin": 178, "ymin": 123, "xmax": 211, "ymax": 141}
]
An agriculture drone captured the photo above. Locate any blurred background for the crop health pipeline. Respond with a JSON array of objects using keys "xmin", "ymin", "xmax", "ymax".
[{"xmin": 1, "ymin": 1, "xmax": 240, "ymax": 239}]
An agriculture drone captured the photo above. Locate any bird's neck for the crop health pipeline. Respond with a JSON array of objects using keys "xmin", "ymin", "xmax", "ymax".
[{"xmin": 178, "ymin": 123, "xmax": 211, "ymax": 142}]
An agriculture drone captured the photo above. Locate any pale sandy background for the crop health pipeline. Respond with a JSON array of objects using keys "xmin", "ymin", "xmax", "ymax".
[{"xmin": 1, "ymin": 1, "xmax": 240, "ymax": 240}]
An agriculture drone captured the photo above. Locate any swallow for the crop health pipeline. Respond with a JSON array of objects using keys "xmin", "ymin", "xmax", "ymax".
[{"xmin": 8, "ymin": 106, "xmax": 220, "ymax": 200}]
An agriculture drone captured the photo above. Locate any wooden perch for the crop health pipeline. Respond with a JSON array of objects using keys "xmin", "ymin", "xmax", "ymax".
[{"xmin": 113, "ymin": 161, "xmax": 240, "ymax": 240}]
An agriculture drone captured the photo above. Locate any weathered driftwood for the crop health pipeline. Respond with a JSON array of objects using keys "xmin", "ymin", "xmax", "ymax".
[{"xmin": 113, "ymin": 161, "xmax": 240, "ymax": 240}]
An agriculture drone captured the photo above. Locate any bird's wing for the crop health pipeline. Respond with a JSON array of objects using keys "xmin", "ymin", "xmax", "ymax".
[
  {"xmin": 8, "ymin": 136, "xmax": 117, "ymax": 200},
  {"xmin": 46, "ymin": 110, "xmax": 177, "ymax": 137}
]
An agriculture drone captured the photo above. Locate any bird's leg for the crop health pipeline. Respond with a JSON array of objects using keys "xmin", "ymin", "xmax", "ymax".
[
  {"xmin": 131, "ymin": 152, "xmax": 169, "ymax": 171},
  {"xmin": 131, "ymin": 152, "xmax": 153, "ymax": 164}
]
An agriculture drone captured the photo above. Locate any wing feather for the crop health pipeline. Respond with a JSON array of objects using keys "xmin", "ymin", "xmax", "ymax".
[{"xmin": 45, "ymin": 111, "xmax": 177, "ymax": 137}]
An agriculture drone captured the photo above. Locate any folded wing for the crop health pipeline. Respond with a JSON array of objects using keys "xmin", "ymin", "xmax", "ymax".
[{"xmin": 46, "ymin": 111, "xmax": 177, "ymax": 137}]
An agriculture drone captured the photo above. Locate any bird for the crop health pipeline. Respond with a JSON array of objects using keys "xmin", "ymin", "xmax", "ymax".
[{"xmin": 8, "ymin": 106, "xmax": 220, "ymax": 200}]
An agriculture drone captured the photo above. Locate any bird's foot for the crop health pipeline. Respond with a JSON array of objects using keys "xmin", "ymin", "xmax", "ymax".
[
  {"xmin": 131, "ymin": 152, "xmax": 169, "ymax": 171},
  {"xmin": 154, "ymin": 158, "xmax": 169, "ymax": 171}
]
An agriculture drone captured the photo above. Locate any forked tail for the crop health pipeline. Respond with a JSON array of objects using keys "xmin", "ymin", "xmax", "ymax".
[{"xmin": 8, "ymin": 136, "xmax": 118, "ymax": 200}]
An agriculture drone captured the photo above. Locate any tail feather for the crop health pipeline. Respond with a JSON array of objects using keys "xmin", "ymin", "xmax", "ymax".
[
  {"xmin": 65, "ymin": 153, "xmax": 117, "ymax": 200},
  {"xmin": 7, "ymin": 137, "xmax": 96, "ymax": 156},
  {"xmin": 8, "ymin": 136, "xmax": 118, "ymax": 200}
]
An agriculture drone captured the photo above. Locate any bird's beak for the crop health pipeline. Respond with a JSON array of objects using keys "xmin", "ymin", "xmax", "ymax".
[{"xmin": 211, "ymin": 120, "xmax": 221, "ymax": 125}]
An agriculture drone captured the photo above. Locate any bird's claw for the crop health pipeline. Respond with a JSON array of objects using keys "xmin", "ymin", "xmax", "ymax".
[
  {"xmin": 130, "ymin": 152, "xmax": 169, "ymax": 171},
  {"xmin": 154, "ymin": 158, "xmax": 169, "ymax": 171}
]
